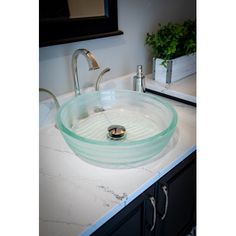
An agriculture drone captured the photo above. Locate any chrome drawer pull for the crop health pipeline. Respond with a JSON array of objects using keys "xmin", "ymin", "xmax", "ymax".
[
  {"xmin": 149, "ymin": 196, "xmax": 156, "ymax": 231},
  {"xmin": 161, "ymin": 185, "xmax": 168, "ymax": 220}
]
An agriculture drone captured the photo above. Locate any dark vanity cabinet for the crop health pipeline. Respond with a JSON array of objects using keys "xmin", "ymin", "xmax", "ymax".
[
  {"xmin": 92, "ymin": 151, "xmax": 196, "ymax": 236},
  {"xmin": 155, "ymin": 151, "xmax": 196, "ymax": 236}
]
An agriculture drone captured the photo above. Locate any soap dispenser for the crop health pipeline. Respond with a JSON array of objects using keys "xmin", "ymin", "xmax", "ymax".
[{"xmin": 133, "ymin": 65, "xmax": 145, "ymax": 92}]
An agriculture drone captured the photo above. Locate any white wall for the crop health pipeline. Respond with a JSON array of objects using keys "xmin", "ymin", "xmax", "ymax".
[{"xmin": 39, "ymin": 0, "xmax": 196, "ymax": 98}]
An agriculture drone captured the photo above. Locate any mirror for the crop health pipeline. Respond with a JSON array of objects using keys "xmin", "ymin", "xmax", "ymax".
[
  {"xmin": 68, "ymin": 0, "xmax": 104, "ymax": 18},
  {"xmin": 39, "ymin": 0, "xmax": 123, "ymax": 47}
]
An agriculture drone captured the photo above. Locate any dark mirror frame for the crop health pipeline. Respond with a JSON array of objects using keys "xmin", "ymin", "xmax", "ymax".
[{"xmin": 39, "ymin": 0, "xmax": 123, "ymax": 47}]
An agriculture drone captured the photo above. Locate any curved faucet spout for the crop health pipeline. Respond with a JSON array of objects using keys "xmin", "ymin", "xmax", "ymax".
[{"xmin": 72, "ymin": 48, "xmax": 100, "ymax": 96}]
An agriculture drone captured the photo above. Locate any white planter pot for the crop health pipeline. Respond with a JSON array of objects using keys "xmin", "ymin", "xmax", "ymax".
[{"xmin": 153, "ymin": 53, "xmax": 196, "ymax": 84}]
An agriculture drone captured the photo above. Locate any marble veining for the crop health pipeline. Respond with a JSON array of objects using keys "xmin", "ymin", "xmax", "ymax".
[
  {"xmin": 97, "ymin": 185, "xmax": 128, "ymax": 201},
  {"xmin": 40, "ymin": 218, "xmax": 91, "ymax": 227},
  {"xmin": 40, "ymin": 144, "xmax": 74, "ymax": 155}
]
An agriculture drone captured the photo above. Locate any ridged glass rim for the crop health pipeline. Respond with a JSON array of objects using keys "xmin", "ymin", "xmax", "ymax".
[{"xmin": 56, "ymin": 90, "xmax": 177, "ymax": 146}]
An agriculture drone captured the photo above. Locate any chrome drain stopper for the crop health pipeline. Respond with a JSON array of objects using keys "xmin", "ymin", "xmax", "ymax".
[{"xmin": 107, "ymin": 125, "xmax": 126, "ymax": 140}]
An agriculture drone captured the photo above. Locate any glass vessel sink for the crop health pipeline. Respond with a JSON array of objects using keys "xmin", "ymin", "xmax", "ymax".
[{"xmin": 56, "ymin": 90, "xmax": 177, "ymax": 167}]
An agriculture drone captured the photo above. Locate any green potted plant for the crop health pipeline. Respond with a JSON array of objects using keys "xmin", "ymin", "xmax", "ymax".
[{"xmin": 145, "ymin": 19, "xmax": 196, "ymax": 83}]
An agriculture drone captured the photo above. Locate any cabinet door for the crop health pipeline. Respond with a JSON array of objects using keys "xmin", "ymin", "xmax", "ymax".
[
  {"xmin": 155, "ymin": 151, "xmax": 196, "ymax": 236},
  {"xmin": 92, "ymin": 184, "xmax": 156, "ymax": 236}
]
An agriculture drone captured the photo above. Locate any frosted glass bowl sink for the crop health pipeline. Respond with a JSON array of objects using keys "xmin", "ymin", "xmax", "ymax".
[{"xmin": 56, "ymin": 90, "xmax": 177, "ymax": 167}]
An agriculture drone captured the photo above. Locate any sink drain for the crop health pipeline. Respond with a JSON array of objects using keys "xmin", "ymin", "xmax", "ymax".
[{"xmin": 107, "ymin": 125, "xmax": 126, "ymax": 140}]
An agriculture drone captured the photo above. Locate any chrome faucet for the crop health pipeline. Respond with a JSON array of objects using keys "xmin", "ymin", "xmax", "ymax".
[
  {"xmin": 95, "ymin": 67, "xmax": 111, "ymax": 91},
  {"xmin": 72, "ymin": 48, "xmax": 100, "ymax": 96}
]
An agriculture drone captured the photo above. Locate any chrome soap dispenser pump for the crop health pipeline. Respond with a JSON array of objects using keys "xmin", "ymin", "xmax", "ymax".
[{"xmin": 133, "ymin": 65, "xmax": 145, "ymax": 92}]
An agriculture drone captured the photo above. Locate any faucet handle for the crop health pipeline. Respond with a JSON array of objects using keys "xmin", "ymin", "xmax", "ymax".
[{"xmin": 95, "ymin": 67, "xmax": 111, "ymax": 91}]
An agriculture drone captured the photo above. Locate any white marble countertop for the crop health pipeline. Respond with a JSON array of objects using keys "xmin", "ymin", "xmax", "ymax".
[
  {"xmin": 145, "ymin": 73, "xmax": 196, "ymax": 103},
  {"xmin": 39, "ymin": 88, "xmax": 196, "ymax": 236}
]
